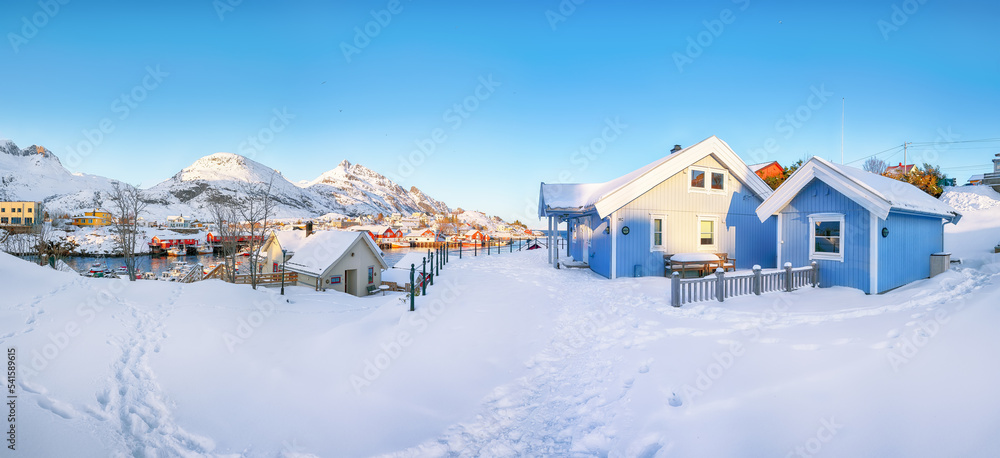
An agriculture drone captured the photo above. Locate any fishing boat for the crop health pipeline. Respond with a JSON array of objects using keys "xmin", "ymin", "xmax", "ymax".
[
  {"xmin": 390, "ymin": 241, "xmax": 412, "ymax": 249},
  {"xmin": 196, "ymin": 244, "xmax": 213, "ymax": 254},
  {"xmin": 166, "ymin": 246, "xmax": 185, "ymax": 256}
]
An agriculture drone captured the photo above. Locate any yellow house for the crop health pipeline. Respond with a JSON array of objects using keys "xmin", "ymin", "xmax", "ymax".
[
  {"xmin": 0, "ymin": 201, "xmax": 42, "ymax": 226},
  {"xmin": 71, "ymin": 209, "xmax": 114, "ymax": 227}
]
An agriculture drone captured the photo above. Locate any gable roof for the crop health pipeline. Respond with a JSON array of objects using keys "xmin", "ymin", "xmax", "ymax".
[
  {"xmin": 271, "ymin": 230, "xmax": 388, "ymax": 276},
  {"xmin": 756, "ymin": 156, "xmax": 961, "ymax": 224},
  {"xmin": 538, "ymin": 136, "xmax": 773, "ymax": 219}
]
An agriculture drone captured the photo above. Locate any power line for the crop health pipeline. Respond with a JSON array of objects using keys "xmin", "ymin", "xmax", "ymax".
[{"xmin": 844, "ymin": 144, "xmax": 903, "ymax": 165}]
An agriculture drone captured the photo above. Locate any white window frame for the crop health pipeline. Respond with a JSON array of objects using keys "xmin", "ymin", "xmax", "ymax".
[
  {"xmin": 649, "ymin": 213, "xmax": 667, "ymax": 252},
  {"xmin": 687, "ymin": 167, "xmax": 727, "ymax": 194},
  {"xmin": 809, "ymin": 213, "xmax": 845, "ymax": 262},
  {"xmin": 696, "ymin": 215, "xmax": 719, "ymax": 251}
]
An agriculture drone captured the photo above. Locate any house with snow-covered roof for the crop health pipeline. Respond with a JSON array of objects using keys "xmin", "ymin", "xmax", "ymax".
[
  {"xmin": 538, "ymin": 135, "xmax": 777, "ymax": 278},
  {"xmin": 756, "ymin": 157, "xmax": 961, "ymax": 294},
  {"xmin": 260, "ymin": 230, "xmax": 388, "ymax": 297}
]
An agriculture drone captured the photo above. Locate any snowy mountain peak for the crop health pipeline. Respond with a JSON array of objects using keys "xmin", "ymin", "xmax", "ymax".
[{"xmin": 175, "ymin": 152, "xmax": 283, "ymax": 183}]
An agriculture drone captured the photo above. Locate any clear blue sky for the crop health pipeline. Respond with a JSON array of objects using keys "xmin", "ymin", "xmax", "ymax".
[{"xmin": 2, "ymin": 0, "xmax": 998, "ymax": 226}]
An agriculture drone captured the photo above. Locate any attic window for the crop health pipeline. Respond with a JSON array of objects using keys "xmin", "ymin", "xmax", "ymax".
[
  {"xmin": 689, "ymin": 168, "xmax": 727, "ymax": 194},
  {"xmin": 690, "ymin": 170, "xmax": 705, "ymax": 188}
]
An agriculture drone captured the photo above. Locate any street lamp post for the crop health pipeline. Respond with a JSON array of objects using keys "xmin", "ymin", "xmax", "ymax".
[{"xmin": 280, "ymin": 248, "xmax": 287, "ymax": 295}]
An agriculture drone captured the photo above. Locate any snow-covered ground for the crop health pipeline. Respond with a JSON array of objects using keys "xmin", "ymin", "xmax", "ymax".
[{"xmin": 3, "ymin": 187, "xmax": 999, "ymax": 456}]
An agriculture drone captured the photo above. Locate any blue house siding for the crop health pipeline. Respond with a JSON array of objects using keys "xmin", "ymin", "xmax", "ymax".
[
  {"xmin": 588, "ymin": 214, "xmax": 612, "ymax": 278},
  {"xmin": 778, "ymin": 179, "xmax": 870, "ymax": 291},
  {"xmin": 606, "ymin": 155, "xmax": 777, "ymax": 278},
  {"xmin": 876, "ymin": 212, "xmax": 943, "ymax": 292}
]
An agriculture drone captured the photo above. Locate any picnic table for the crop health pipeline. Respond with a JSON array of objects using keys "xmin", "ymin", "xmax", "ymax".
[{"xmin": 666, "ymin": 253, "xmax": 721, "ymax": 278}]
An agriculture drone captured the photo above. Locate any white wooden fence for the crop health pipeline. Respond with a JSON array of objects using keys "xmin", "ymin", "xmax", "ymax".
[{"xmin": 671, "ymin": 262, "xmax": 818, "ymax": 307}]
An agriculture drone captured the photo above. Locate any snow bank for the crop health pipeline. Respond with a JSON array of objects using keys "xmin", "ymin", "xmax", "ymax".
[{"xmin": 940, "ymin": 185, "xmax": 1000, "ymax": 212}]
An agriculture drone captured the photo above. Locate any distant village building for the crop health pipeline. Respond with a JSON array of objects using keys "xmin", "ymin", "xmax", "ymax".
[
  {"xmin": 71, "ymin": 209, "xmax": 113, "ymax": 227},
  {"xmin": 0, "ymin": 201, "xmax": 42, "ymax": 226},
  {"xmin": 884, "ymin": 162, "xmax": 915, "ymax": 177},
  {"xmin": 983, "ymin": 153, "xmax": 1000, "ymax": 192},
  {"xmin": 748, "ymin": 161, "xmax": 783, "ymax": 181},
  {"xmin": 260, "ymin": 230, "xmax": 388, "ymax": 297}
]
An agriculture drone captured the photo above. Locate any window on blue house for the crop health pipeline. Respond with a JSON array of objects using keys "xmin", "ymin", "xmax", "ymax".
[
  {"xmin": 809, "ymin": 213, "xmax": 845, "ymax": 262},
  {"xmin": 649, "ymin": 214, "xmax": 666, "ymax": 251},
  {"xmin": 698, "ymin": 216, "xmax": 718, "ymax": 250}
]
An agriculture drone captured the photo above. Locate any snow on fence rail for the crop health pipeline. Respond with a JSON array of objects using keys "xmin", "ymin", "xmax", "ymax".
[{"xmin": 671, "ymin": 262, "xmax": 818, "ymax": 307}]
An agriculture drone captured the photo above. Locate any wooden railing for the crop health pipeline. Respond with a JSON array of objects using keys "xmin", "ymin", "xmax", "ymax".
[
  {"xmin": 201, "ymin": 264, "xmax": 296, "ymax": 286},
  {"xmin": 231, "ymin": 272, "xmax": 297, "ymax": 285},
  {"xmin": 671, "ymin": 262, "xmax": 818, "ymax": 307}
]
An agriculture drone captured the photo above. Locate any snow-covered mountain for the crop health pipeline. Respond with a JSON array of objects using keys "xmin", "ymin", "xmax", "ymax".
[
  {"xmin": 306, "ymin": 160, "xmax": 451, "ymax": 216},
  {"xmin": 0, "ymin": 139, "xmax": 118, "ymax": 209},
  {"xmin": 0, "ymin": 140, "xmax": 451, "ymax": 220}
]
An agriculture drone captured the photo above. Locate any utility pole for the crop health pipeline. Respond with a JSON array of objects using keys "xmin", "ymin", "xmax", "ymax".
[{"xmin": 903, "ymin": 141, "xmax": 911, "ymax": 174}]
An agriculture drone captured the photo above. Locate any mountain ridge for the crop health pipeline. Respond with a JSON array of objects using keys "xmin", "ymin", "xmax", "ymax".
[{"xmin": 0, "ymin": 139, "xmax": 452, "ymax": 220}]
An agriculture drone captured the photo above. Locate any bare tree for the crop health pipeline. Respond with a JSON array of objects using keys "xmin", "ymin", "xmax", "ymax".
[
  {"xmin": 207, "ymin": 191, "xmax": 241, "ymax": 283},
  {"xmin": 863, "ymin": 157, "xmax": 888, "ymax": 175},
  {"xmin": 108, "ymin": 182, "xmax": 148, "ymax": 281},
  {"xmin": 237, "ymin": 173, "xmax": 276, "ymax": 289}
]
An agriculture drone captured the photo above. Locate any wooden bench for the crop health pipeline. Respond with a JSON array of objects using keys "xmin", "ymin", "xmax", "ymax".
[
  {"xmin": 714, "ymin": 253, "xmax": 736, "ymax": 272},
  {"xmin": 664, "ymin": 253, "xmax": 723, "ymax": 278}
]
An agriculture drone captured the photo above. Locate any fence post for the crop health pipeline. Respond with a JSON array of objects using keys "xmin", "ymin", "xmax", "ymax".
[
  {"xmin": 811, "ymin": 261, "xmax": 818, "ymax": 287},
  {"xmin": 459, "ymin": 241, "xmax": 462, "ymax": 259},
  {"xmin": 671, "ymin": 271, "xmax": 681, "ymax": 307},
  {"xmin": 422, "ymin": 258, "xmax": 427, "ymax": 295},
  {"xmin": 753, "ymin": 265, "xmax": 761, "ymax": 295},
  {"xmin": 409, "ymin": 264, "xmax": 415, "ymax": 311},
  {"xmin": 784, "ymin": 262, "xmax": 793, "ymax": 292},
  {"xmin": 715, "ymin": 268, "xmax": 725, "ymax": 302},
  {"xmin": 435, "ymin": 250, "xmax": 440, "ymax": 277}
]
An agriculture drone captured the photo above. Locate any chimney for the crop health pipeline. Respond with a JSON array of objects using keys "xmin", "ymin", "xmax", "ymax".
[
  {"xmin": 993, "ymin": 153, "xmax": 1000, "ymax": 173},
  {"xmin": 306, "ymin": 221, "xmax": 313, "ymax": 237},
  {"xmin": 670, "ymin": 144, "xmax": 682, "ymax": 154}
]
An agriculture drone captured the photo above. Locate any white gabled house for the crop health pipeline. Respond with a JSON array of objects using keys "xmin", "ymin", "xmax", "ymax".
[{"xmin": 260, "ymin": 230, "xmax": 388, "ymax": 297}]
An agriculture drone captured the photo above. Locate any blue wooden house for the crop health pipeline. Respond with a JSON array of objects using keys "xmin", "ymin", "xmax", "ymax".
[
  {"xmin": 755, "ymin": 157, "xmax": 961, "ymax": 294},
  {"xmin": 538, "ymin": 136, "xmax": 777, "ymax": 279}
]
